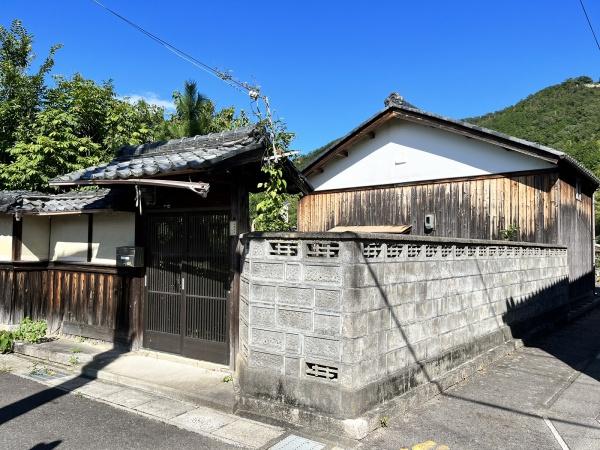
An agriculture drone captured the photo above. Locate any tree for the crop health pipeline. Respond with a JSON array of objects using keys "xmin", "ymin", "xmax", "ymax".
[
  {"xmin": 162, "ymin": 81, "xmax": 250, "ymax": 139},
  {"xmin": 1, "ymin": 74, "xmax": 166, "ymax": 191},
  {"xmin": 0, "ymin": 19, "xmax": 60, "ymax": 163}
]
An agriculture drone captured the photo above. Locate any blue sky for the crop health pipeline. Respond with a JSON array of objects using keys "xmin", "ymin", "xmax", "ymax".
[{"xmin": 2, "ymin": 1, "xmax": 599, "ymax": 153}]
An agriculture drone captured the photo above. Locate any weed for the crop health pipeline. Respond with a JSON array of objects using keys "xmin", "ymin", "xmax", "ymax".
[
  {"xmin": 222, "ymin": 375, "xmax": 233, "ymax": 383},
  {"xmin": 70, "ymin": 347, "xmax": 82, "ymax": 354},
  {"xmin": 68, "ymin": 355, "xmax": 80, "ymax": 366},
  {"xmin": 29, "ymin": 363, "xmax": 55, "ymax": 377},
  {"xmin": 380, "ymin": 416, "xmax": 389, "ymax": 428},
  {"xmin": 0, "ymin": 366, "xmax": 13, "ymax": 373},
  {"xmin": 0, "ymin": 330, "xmax": 13, "ymax": 353},
  {"xmin": 14, "ymin": 317, "xmax": 47, "ymax": 344},
  {"xmin": 76, "ymin": 336, "xmax": 86, "ymax": 343}
]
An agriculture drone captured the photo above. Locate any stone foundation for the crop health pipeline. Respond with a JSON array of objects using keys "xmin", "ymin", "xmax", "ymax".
[{"xmin": 236, "ymin": 232, "xmax": 569, "ymax": 437}]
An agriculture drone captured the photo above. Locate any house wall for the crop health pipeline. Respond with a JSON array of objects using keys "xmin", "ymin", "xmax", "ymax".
[
  {"xmin": 21, "ymin": 216, "xmax": 50, "ymax": 262},
  {"xmin": 298, "ymin": 171, "xmax": 560, "ymax": 244},
  {"xmin": 558, "ymin": 172, "xmax": 595, "ymax": 300},
  {"xmin": 237, "ymin": 233, "xmax": 569, "ymax": 438},
  {"xmin": 91, "ymin": 212, "xmax": 135, "ymax": 265},
  {"xmin": 308, "ymin": 120, "xmax": 554, "ymax": 191},
  {"xmin": 50, "ymin": 215, "xmax": 89, "ymax": 263},
  {"xmin": 0, "ymin": 216, "xmax": 12, "ymax": 262}
]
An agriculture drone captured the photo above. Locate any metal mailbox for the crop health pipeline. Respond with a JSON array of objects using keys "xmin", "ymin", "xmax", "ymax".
[{"xmin": 116, "ymin": 246, "xmax": 144, "ymax": 268}]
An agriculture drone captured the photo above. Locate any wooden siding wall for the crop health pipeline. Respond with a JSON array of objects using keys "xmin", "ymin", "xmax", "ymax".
[
  {"xmin": 0, "ymin": 265, "xmax": 143, "ymax": 346},
  {"xmin": 558, "ymin": 174, "xmax": 595, "ymax": 300},
  {"xmin": 298, "ymin": 171, "xmax": 560, "ymax": 243}
]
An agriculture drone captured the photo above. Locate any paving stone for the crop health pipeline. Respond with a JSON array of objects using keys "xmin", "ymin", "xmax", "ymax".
[
  {"xmin": 103, "ymin": 388, "xmax": 156, "ymax": 409},
  {"xmin": 72, "ymin": 380, "xmax": 125, "ymax": 399},
  {"xmin": 213, "ymin": 418, "xmax": 284, "ymax": 448},
  {"xmin": 170, "ymin": 406, "xmax": 236, "ymax": 433},
  {"xmin": 134, "ymin": 397, "xmax": 195, "ymax": 419}
]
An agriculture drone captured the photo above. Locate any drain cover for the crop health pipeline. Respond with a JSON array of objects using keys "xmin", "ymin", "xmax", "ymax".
[{"xmin": 269, "ymin": 434, "xmax": 326, "ymax": 450}]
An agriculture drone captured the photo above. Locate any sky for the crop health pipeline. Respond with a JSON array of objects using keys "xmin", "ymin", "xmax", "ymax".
[{"xmin": 2, "ymin": 0, "xmax": 599, "ymax": 153}]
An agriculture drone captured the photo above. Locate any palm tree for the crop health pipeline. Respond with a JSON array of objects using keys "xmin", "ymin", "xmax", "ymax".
[{"xmin": 173, "ymin": 80, "xmax": 213, "ymax": 137}]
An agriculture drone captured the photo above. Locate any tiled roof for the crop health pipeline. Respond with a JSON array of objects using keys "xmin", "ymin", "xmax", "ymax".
[
  {"xmin": 51, "ymin": 126, "xmax": 265, "ymax": 184},
  {"xmin": 0, "ymin": 189, "xmax": 130, "ymax": 214}
]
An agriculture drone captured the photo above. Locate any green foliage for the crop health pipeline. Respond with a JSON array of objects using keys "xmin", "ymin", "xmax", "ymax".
[
  {"xmin": 251, "ymin": 116, "xmax": 298, "ymax": 232},
  {"xmin": 468, "ymin": 77, "xmax": 600, "ymax": 174},
  {"xmin": 499, "ymin": 224, "xmax": 519, "ymax": 241},
  {"xmin": 0, "ymin": 20, "xmax": 60, "ymax": 163},
  {"xmin": 14, "ymin": 317, "xmax": 47, "ymax": 343},
  {"xmin": 466, "ymin": 76, "xmax": 600, "ymax": 239},
  {"xmin": 293, "ymin": 138, "xmax": 340, "ymax": 170},
  {"xmin": 222, "ymin": 374, "xmax": 233, "ymax": 383},
  {"xmin": 161, "ymin": 81, "xmax": 251, "ymax": 139},
  {"xmin": 0, "ymin": 330, "xmax": 13, "ymax": 353},
  {"xmin": 0, "ymin": 22, "xmax": 249, "ymax": 191},
  {"xmin": 68, "ymin": 355, "xmax": 79, "ymax": 366}
]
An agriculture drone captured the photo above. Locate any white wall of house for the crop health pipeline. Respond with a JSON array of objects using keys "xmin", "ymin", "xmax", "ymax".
[
  {"xmin": 21, "ymin": 215, "xmax": 50, "ymax": 261},
  {"xmin": 50, "ymin": 215, "xmax": 89, "ymax": 263},
  {"xmin": 91, "ymin": 212, "xmax": 135, "ymax": 265},
  {"xmin": 0, "ymin": 215, "xmax": 12, "ymax": 261},
  {"xmin": 308, "ymin": 119, "xmax": 555, "ymax": 191}
]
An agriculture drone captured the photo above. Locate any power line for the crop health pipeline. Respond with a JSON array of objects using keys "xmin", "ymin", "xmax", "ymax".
[
  {"xmin": 89, "ymin": 0, "xmax": 260, "ymax": 98},
  {"xmin": 578, "ymin": 0, "xmax": 600, "ymax": 53}
]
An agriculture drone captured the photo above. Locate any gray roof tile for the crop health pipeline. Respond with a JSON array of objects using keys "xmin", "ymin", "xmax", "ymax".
[
  {"xmin": 51, "ymin": 126, "xmax": 265, "ymax": 184},
  {"xmin": 0, "ymin": 189, "xmax": 132, "ymax": 214}
]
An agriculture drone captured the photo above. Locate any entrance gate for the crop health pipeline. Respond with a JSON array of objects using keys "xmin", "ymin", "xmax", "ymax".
[{"xmin": 144, "ymin": 211, "xmax": 230, "ymax": 364}]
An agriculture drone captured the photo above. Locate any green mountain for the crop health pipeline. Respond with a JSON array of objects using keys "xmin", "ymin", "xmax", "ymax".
[{"xmin": 466, "ymin": 76, "xmax": 600, "ymax": 177}]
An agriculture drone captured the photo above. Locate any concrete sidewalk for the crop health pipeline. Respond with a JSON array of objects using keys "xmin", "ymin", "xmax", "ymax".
[
  {"xmin": 13, "ymin": 337, "xmax": 235, "ymax": 412},
  {"xmin": 360, "ymin": 305, "xmax": 600, "ymax": 449}
]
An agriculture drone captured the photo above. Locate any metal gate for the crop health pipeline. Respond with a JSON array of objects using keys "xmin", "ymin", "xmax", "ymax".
[{"xmin": 144, "ymin": 211, "xmax": 230, "ymax": 364}]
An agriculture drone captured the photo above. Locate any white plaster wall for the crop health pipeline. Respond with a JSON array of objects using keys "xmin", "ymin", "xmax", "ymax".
[
  {"xmin": 91, "ymin": 212, "xmax": 135, "ymax": 265},
  {"xmin": 50, "ymin": 215, "xmax": 88, "ymax": 263},
  {"xmin": 0, "ymin": 215, "xmax": 12, "ymax": 262},
  {"xmin": 21, "ymin": 215, "xmax": 50, "ymax": 261},
  {"xmin": 309, "ymin": 119, "xmax": 555, "ymax": 191}
]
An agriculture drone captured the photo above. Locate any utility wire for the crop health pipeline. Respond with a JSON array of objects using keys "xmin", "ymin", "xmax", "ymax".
[
  {"xmin": 89, "ymin": 0, "xmax": 260, "ymax": 97},
  {"xmin": 578, "ymin": 0, "xmax": 600, "ymax": 52}
]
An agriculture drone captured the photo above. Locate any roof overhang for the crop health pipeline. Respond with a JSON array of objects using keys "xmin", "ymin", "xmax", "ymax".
[{"xmin": 49, "ymin": 178, "xmax": 210, "ymax": 197}]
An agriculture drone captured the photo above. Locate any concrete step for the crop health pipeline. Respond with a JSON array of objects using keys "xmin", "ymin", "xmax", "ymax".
[{"xmin": 13, "ymin": 339, "xmax": 236, "ymax": 414}]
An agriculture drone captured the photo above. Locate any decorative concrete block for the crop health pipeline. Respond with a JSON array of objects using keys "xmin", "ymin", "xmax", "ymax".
[
  {"xmin": 342, "ymin": 313, "xmax": 368, "ymax": 338},
  {"xmin": 249, "ymin": 350, "xmax": 284, "ymax": 371},
  {"xmin": 314, "ymin": 313, "xmax": 341, "ymax": 337},
  {"xmin": 251, "ymin": 262, "xmax": 284, "ymax": 280},
  {"xmin": 315, "ymin": 289, "xmax": 341, "ymax": 311},
  {"xmin": 285, "ymin": 333, "xmax": 302, "ymax": 355},
  {"xmin": 250, "ymin": 305, "xmax": 276, "ymax": 327},
  {"xmin": 285, "ymin": 263, "xmax": 301, "ymax": 281},
  {"xmin": 304, "ymin": 336, "xmax": 341, "ymax": 360},
  {"xmin": 285, "ymin": 357, "xmax": 301, "ymax": 377},
  {"xmin": 304, "ymin": 264, "xmax": 342, "ymax": 285},
  {"xmin": 251, "ymin": 283, "xmax": 277, "ymax": 303},
  {"xmin": 386, "ymin": 328, "xmax": 408, "ymax": 351},
  {"xmin": 240, "ymin": 279, "xmax": 249, "ymax": 299},
  {"xmin": 278, "ymin": 286, "xmax": 314, "ymax": 308},
  {"xmin": 390, "ymin": 303, "xmax": 415, "ymax": 327},
  {"xmin": 251, "ymin": 328, "xmax": 284, "ymax": 351},
  {"xmin": 277, "ymin": 308, "xmax": 313, "ymax": 332}
]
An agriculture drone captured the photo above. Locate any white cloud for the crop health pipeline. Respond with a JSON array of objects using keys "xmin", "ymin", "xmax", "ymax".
[{"xmin": 119, "ymin": 92, "xmax": 175, "ymax": 110}]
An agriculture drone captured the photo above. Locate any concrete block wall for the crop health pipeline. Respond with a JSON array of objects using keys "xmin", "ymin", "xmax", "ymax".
[{"xmin": 237, "ymin": 232, "xmax": 569, "ymax": 420}]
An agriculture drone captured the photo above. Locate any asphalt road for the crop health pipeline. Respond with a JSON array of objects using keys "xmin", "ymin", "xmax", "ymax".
[{"xmin": 0, "ymin": 373, "xmax": 240, "ymax": 450}]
